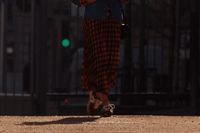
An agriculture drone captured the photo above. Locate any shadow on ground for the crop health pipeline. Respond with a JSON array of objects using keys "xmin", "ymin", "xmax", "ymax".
[{"xmin": 21, "ymin": 116, "xmax": 100, "ymax": 125}]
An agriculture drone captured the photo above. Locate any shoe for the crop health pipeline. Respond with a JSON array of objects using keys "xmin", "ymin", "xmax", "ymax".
[
  {"xmin": 87, "ymin": 91, "xmax": 103, "ymax": 115},
  {"xmin": 100, "ymin": 103, "xmax": 115, "ymax": 117}
]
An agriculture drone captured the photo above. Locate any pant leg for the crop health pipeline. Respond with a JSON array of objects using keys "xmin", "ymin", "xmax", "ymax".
[
  {"xmin": 81, "ymin": 19, "xmax": 121, "ymax": 94},
  {"xmin": 95, "ymin": 19, "xmax": 121, "ymax": 94}
]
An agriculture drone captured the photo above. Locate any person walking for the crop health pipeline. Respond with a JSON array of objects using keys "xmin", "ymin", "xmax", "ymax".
[{"xmin": 77, "ymin": 0, "xmax": 128, "ymax": 117}]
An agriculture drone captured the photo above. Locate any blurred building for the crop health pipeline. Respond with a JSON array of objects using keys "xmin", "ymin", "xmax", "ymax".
[
  {"xmin": 0, "ymin": 0, "xmax": 199, "ymax": 115},
  {"xmin": 0, "ymin": 0, "xmax": 85, "ymax": 94}
]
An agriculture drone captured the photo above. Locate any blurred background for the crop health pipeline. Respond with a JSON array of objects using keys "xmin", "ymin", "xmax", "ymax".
[{"xmin": 0, "ymin": 0, "xmax": 199, "ymax": 115}]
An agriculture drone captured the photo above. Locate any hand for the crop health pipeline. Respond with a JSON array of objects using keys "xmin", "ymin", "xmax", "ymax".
[{"xmin": 80, "ymin": 0, "xmax": 96, "ymax": 6}]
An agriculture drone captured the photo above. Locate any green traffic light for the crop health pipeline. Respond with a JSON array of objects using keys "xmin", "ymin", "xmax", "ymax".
[{"xmin": 61, "ymin": 38, "xmax": 70, "ymax": 48}]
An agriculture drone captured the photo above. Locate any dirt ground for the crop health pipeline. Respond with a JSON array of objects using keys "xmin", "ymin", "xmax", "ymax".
[{"xmin": 0, "ymin": 115, "xmax": 200, "ymax": 133}]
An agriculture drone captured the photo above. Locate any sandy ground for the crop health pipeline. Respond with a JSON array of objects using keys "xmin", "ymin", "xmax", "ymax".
[{"xmin": 0, "ymin": 115, "xmax": 200, "ymax": 133}]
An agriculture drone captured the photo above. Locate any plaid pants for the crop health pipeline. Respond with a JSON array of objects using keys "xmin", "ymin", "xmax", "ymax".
[
  {"xmin": 81, "ymin": 19, "xmax": 121, "ymax": 94},
  {"xmin": 80, "ymin": 0, "xmax": 128, "ymax": 5}
]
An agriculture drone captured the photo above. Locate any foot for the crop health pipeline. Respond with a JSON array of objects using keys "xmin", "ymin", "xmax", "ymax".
[
  {"xmin": 100, "ymin": 103, "xmax": 115, "ymax": 117},
  {"xmin": 95, "ymin": 92, "xmax": 115, "ymax": 117},
  {"xmin": 87, "ymin": 91, "xmax": 103, "ymax": 115},
  {"xmin": 87, "ymin": 91, "xmax": 115, "ymax": 117}
]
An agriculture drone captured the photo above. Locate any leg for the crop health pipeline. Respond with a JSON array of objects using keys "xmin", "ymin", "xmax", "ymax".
[
  {"xmin": 81, "ymin": 19, "xmax": 121, "ymax": 116},
  {"xmin": 94, "ymin": 20, "xmax": 121, "ymax": 117}
]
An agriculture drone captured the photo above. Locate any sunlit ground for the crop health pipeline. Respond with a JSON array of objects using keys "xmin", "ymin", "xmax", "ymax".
[{"xmin": 0, "ymin": 115, "xmax": 200, "ymax": 133}]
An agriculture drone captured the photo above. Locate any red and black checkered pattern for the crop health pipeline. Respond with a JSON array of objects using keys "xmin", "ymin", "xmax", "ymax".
[{"xmin": 81, "ymin": 19, "xmax": 121, "ymax": 94}]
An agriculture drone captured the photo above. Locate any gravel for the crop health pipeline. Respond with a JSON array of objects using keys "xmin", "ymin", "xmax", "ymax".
[{"xmin": 0, "ymin": 115, "xmax": 200, "ymax": 133}]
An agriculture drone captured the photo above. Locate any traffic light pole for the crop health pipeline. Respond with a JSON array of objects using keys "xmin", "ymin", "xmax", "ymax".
[
  {"xmin": 36, "ymin": 0, "xmax": 48, "ymax": 115},
  {"xmin": 0, "ymin": 0, "xmax": 5, "ymax": 91},
  {"xmin": 30, "ymin": 0, "xmax": 48, "ymax": 115}
]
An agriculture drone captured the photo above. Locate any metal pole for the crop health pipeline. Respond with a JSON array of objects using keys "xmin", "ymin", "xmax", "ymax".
[
  {"xmin": 173, "ymin": 0, "xmax": 181, "ymax": 93},
  {"xmin": 0, "ymin": 0, "xmax": 5, "ymax": 92},
  {"xmin": 138, "ymin": 0, "xmax": 146, "ymax": 92},
  {"xmin": 123, "ymin": 0, "xmax": 132, "ymax": 93},
  {"xmin": 190, "ymin": 0, "xmax": 199, "ymax": 114},
  {"xmin": 121, "ymin": 0, "xmax": 133, "ymax": 105},
  {"xmin": 37, "ymin": 0, "xmax": 47, "ymax": 115},
  {"xmin": 30, "ymin": 0, "xmax": 36, "ymax": 115}
]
